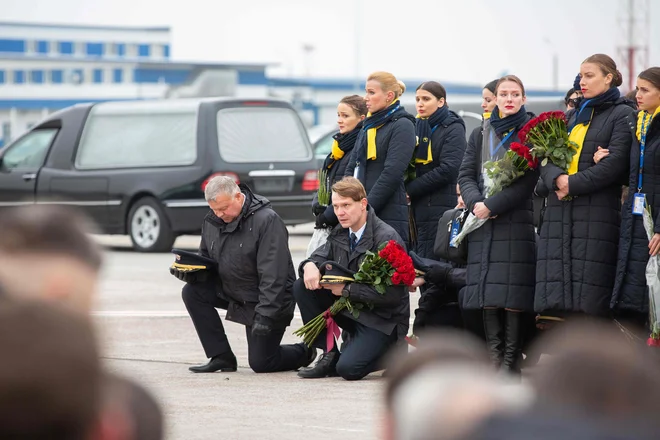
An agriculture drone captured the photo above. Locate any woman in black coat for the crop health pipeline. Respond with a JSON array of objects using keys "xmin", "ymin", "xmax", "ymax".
[
  {"xmin": 312, "ymin": 95, "xmax": 367, "ymax": 229},
  {"xmin": 407, "ymin": 81, "xmax": 467, "ymax": 258},
  {"xmin": 610, "ymin": 67, "xmax": 660, "ymax": 329},
  {"xmin": 535, "ymin": 54, "xmax": 636, "ymax": 319},
  {"xmin": 458, "ymin": 75, "xmax": 538, "ymax": 373},
  {"xmin": 345, "ymin": 71, "xmax": 417, "ymax": 246}
]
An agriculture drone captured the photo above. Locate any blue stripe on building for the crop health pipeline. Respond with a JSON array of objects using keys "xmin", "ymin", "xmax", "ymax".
[
  {"xmin": 133, "ymin": 68, "xmax": 189, "ymax": 84},
  {"xmin": 51, "ymin": 70, "xmax": 63, "ymax": 84},
  {"xmin": 237, "ymin": 70, "xmax": 268, "ymax": 85},
  {"xmin": 138, "ymin": 44, "xmax": 150, "ymax": 57},
  {"xmin": 58, "ymin": 41, "xmax": 74, "ymax": 55},
  {"xmin": 30, "ymin": 70, "xmax": 44, "ymax": 84},
  {"xmin": 0, "ymin": 39, "xmax": 26, "ymax": 53},
  {"xmin": 86, "ymin": 42, "xmax": 104, "ymax": 56},
  {"xmin": 37, "ymin": 41, "xmax": 49, "ymax": 53},
  {"xmin": 0, "ymin": 99, "xmax": 142, "ymax": 110}
]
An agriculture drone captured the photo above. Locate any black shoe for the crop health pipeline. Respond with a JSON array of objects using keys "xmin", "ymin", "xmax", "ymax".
[
  {"xmin": 189, "ymin": 353, "xmax": 237, "ymax": 373},
  {"xmin": 483, "ymin": 309, "xmax": 505, "ymax": 368},
  {"xmin": 503, "ymin": 310, "xmax": 523, "ymax": 373},
  {"xmin": 301, "ymin": 345, "xmax": 318, "ymax": 369},
  {"xmin": 298, "ymin": 351, "xmax": 340, "ymax": 378}
]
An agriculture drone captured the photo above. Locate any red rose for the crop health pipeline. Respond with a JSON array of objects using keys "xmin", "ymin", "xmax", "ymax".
[
  {"xmin": 538, "ymin": 113, "xmax": 549, "ymax": 123},
  {"xmin": 392, "ymin": 272, "xmax": 402, "ymax": 285},
  {"xmin": 552, "ymin": 111, "xmax": 567, "ymax": 121},
  {"xmin": 518, "ymin": 129, "xmax": 528, "ymax": 143},
  {"xmin": 379, "ymin": 247, "xmax": 391, "ymax": 260},
  {"xmin": 404, "ymin": 272, "xmax": 416, "ymax": 285}
]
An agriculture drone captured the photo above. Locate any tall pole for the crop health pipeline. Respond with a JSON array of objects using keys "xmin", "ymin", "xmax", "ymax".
[
  {"xmin": 354, "ymin": 0, "xmax": 362, "ymax": 92},
  {"xmin": 552, "ymin": 53, "xmax": 559, "ymax": 91}
]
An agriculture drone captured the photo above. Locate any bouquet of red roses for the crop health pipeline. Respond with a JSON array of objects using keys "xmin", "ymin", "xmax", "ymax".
[
  {"xmin": 450, "ymin": 142, "xmax": 537, "ymax": 247},
  {"xmin": 293, "ymin": 240, "xmax": 415, "ymax": 349},
  {"xmin": 519, "ymin": 111, "xmax": 578, "ymax": 174}
]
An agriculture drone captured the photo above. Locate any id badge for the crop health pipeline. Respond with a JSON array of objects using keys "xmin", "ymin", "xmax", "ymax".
[
  {"xmin": 632, "ymin": 193, "xmax": 646, "ymax": 216},
  {"xmin": 449, "ymin": 219, "xmax": 461, "ymax": 248}
]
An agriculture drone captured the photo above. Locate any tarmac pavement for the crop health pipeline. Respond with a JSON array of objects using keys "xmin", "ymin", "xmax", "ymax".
[{"xmin": 93, "ymin": 225, "xmax": 418, "ymax": 440}]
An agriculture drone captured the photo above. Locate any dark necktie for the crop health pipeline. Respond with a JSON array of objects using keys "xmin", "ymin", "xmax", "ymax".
[{"xmin": 350, "ymin": 233, "xmax": 358, "ymax": 251}]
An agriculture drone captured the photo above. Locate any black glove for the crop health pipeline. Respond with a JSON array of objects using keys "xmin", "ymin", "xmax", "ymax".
[
  {"xmin": 412, "ymin": 309, "xmax": 428, "ymax": 335},
  {"xmin": 314, "ymin": 212, "xmax": 329, "ymax": 230},
  {"xmin": 424, "ymin": 264, "xmax": 451, "ymax": 287},
  {"xmin": 251, "ymin": 314, "xmax": 273, "ymax": 337},
  {"xmin": 169, "ymin": 267, "xmax": 202, "ymax": 284},
  {"xmin": 312, "ymin": 203, "xmax": 327, "ymax": 216}
]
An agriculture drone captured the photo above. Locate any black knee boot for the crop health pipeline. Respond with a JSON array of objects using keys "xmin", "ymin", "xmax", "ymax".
[
  {"xmin": 482, "ymin": 309, "xmax": 504, "ymax": 368},
  {"xmin": 503, "ymin": 310, "xmax": 523, "ymax": 373}
]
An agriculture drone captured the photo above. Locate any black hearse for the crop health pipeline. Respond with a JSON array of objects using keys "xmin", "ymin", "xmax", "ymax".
[{"xmin": 0, "ymin": 98, "xmax": 319, "ymax": 252}]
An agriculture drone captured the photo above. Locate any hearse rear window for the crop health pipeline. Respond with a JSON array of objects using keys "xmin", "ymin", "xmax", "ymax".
[
  {"xmin": 216, "ymin": 107, "xmax": 311, "ymax": 163},
  {"xmin": 75, "ymin": 105, "xmax": 197, "ymax": 169}
]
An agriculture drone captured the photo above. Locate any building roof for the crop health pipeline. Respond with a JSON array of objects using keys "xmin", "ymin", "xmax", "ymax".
[{"xmin": 0, "ymin": 21, "xmax": 170, "ymax": 33}]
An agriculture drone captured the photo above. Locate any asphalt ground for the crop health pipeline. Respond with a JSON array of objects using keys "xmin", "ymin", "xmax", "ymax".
[{"xmin": 93, "ymin": 224, "xmax": 420, "ymax": 440}]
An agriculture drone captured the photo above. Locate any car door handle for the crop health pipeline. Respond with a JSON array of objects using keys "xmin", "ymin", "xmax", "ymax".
[{"xmin": 22, "ymin": 173, "xmax": 37, "ymax": 181}]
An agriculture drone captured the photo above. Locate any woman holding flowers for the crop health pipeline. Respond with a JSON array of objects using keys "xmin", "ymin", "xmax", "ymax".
[
  {"xmin": 611, "ymin": 67, "xmax": 660, "ymax": 329},
  {"xmin": 312, "ymin": 95, "xmax": 367, "ymax": 230},
  {"xmin": 535, "ymin": 54, "xmax": 636, "ymax": 318},
  {"xmin": 458, "ymin": 75, "xmax": 538, "ymax": 373},
  {"xmin": 407, "ymin": 81, "xmax": 467, "ymax": 259},
  {"xmin": 345, "ymin": 71, "xmax": 417, "ymax": 247}
]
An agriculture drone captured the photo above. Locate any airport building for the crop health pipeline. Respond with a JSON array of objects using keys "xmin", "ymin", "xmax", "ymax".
[{"xmin": 0, "ymin": 21, "xmax": 563, "ymax": 146}]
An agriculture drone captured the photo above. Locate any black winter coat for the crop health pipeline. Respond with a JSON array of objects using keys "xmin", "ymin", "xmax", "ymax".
[
  {"xmin": 458, "ymin": 117, "xmax": 538, "ymax": 311},
  {"xmin": 407, "ymin": 111, "xmax": 467, "ymax": 258},
  {"xmin": 200, "ymin": 185, "xmax": 296, "ymax": 328},
  {"xmin": 312, "ymin": 133, "xmax": 355, "ymax": 228},
  {"xmin": 345, "ymin": 117, "xmax": 416, "ymax": 246},
  {"xmin": 612, "ymin": 113, "xmax": 660, "ymax": 315},
  {"xmin": 535, "ymin": 99, "xmax": 636, "ymax": 316},
  {"xmin": 300, "ymin": 208, "xmax": 410, "ymax": 339}
]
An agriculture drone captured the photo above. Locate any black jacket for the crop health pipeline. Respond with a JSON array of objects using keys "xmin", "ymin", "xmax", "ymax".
[
  {"xmin": 200, "ymin": 185, "xmax": 296, "ymax": 328},
  {"xmin": 407, "ymin": 111, "xmax": 467, "ymax": 258},
  {"xmin": 313, "ymin": 135, "xmax": 354, "ymax": 228},
  {"xmin": 535, "ymin": 99, "xmax": 636, "ymax": 316},
  {"xmin": 299, "ymin": 207, "xmax": 410, "ymax": 339},
  {"xmin": 458, "ymin": 115, "xmax": 538, "ymax": 311},
  {"xmin": 345, "ymin": 117, "xmax": 416, "ymax": 246},
  {"xmin": 612, "ymin": 112, "xmax": 660, "ymax": 315}
]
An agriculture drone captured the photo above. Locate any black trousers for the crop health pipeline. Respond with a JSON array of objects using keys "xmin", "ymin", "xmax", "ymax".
[
  {"xmin": 293, "ymin": 279, "xmax": 397, "ymax": 381},
  {"xmin": 181, "ymin": 281, "xmax": 308, "ymax": 373}
]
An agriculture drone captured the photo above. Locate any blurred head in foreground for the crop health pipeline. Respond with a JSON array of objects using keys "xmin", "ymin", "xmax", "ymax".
[
  {"xmin": 383, "ymin": 330, "xmax": 533, "ymax": 440},
  {"xmin": 0, "ymin": 205, "xmax": 103, "ymax": 312}
]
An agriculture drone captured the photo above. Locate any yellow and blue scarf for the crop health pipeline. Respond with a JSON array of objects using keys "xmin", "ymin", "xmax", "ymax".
[
  {"xmin": 323, "ymin": 122, "xmax": 362, "ymax": 170},
  {"xmin": 636, "ymin": 106, "xmax": 660, "ymax": 142},
  {"xmin": 567, "ymin": 87, "xmax": 620, "ymax": 174},
  {"xmin": 415, "ymin": 105, "xmax": 449, "ymax": 165}
]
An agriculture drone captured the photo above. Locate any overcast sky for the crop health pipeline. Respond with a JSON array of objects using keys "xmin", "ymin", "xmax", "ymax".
[{"xmin": 3, "ymin": 0, "xmax": 659, "ymax": 90}]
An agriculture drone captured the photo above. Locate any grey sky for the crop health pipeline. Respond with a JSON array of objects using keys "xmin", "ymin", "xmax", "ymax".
[{"xmin": 3, "ymin": 0, "xmax": 659, "ymax": 90}]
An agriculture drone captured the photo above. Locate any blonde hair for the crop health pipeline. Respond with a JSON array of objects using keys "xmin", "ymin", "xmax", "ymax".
[{"xmin": 367, "ymin": 71, "xmax": 406, "ymax": 99}]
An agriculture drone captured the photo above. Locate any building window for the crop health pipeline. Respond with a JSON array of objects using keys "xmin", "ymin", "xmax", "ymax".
[
  {"xmin": 71, "ymin": 69, "xmax": 84, "ymax": 84},
  {"xmin": 13, "ymin": 70, "xmax": 25, "ymax": 84},
  {"xmin": 86, "ymin": 42, "xmax": 104, "ymax": 57},
  {"xmin": 58, "ymin": 41, "xmax": 74, "ymax": 55},
  {"xmin": 0, "ymin": 39, "xmax": 26, "ymax": 53},
  {"xmin": 51, "ymin": 70, "xmax": 63, "ymax": 84},
  {"xmin": 138, "ymin": 44, "xmax": 150, "ymax": 57},
  {"xmin": 163, "ymin": 44, "xmax": 170, "ymax": 58},
  {"xmin": 93, "ymin": 69, "xmax": 103, "ymax": 83},
  {"xmin": 113, "ymin": 68, "xmax": 123, "ymax": 83},
  {"xmin": 0, "ymin": 70, "xmax": 4, "ymax": 84},
  {"xmin": 37, "ymin": 41, "xmax": 49, "ymax": 54},
  {"xmin": 30, "ymin": 70, "xmax": 44, "ymax": 84},
  {"xmin": 116, "ymin": 43, "xmax": 126, "ymax": 57}
]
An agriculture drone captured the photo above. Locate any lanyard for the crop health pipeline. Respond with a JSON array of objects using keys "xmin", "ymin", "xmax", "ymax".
[
  {"xmin": 489, "ymin": 130, "xmax": 514, "ymax": 156},
  {"xmin": 638, "ymin": 116, "xmax": 649, "ymax": 193}
]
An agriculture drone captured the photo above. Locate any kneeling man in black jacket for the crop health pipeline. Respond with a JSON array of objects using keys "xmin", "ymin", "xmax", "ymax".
[
  {"xmin": 172, "ymin": 176, "xmax": 315, "ymax": 373},
  {"xmin": 295, "ymin": 177, "xmax": 410, "ymax": 380}
]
